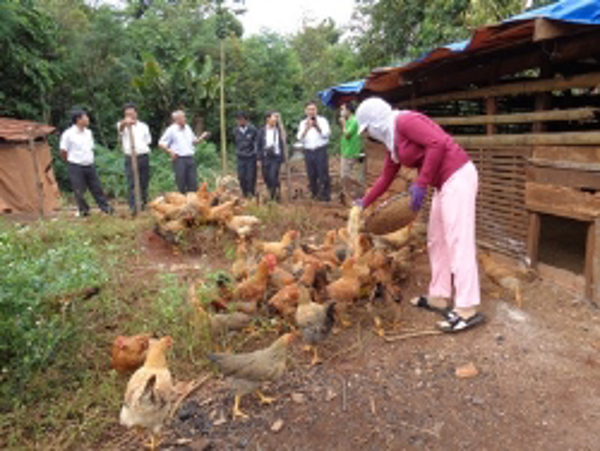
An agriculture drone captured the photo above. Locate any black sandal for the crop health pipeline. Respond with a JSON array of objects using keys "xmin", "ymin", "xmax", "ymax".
[
  {"xmin": 437, "ymin": 311, "xmax": 485, "ymax": 333},
  {"xmin": 410, "ymin": 296, "xmax": 451, "ymax": 316}
]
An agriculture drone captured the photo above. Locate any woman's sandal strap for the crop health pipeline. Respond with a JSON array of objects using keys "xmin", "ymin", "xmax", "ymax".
[{"xmin": 437, "ymin": 312, "xmax": 485, "ymax": 333}]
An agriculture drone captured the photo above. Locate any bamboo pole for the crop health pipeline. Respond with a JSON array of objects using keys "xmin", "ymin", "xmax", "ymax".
[
  {"xmin": 127, "ymin": 124, "xmax": 142, "ymax": 215},
  {"xmin": 398, "ymin": 72, "xmax": 600, "ymax": 107},
  {"xmin": 432, "ymin": 108, "xmax": 598, "ymax": 126},
  {"xmin": 27, "ymin": 127, "xmax": 44, "ymax": 219},
  {"xmin": 219, "ymin": 38, "xmax": 227, "ymax": 173},
  {"xmin": 276, "ymin": 113, "xmax": 292, "ymax": 203},
  {"xmin": 455, "ymin": 131, "xmax": 600, "ymax": 148}
]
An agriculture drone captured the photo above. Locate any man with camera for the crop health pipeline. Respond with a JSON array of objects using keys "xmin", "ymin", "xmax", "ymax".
[{"xmin": 297, "ymin": 101, "xmax": 331, "ymax": 202}]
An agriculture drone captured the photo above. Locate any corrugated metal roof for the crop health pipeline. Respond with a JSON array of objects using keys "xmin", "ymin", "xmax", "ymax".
[
  {"xmin": 319, "ymin": 0, "xmax": 600, "ymax": 107},
  {"xmin": 0, "ymin": 118, "xmax": 55, "ymax": 142}
]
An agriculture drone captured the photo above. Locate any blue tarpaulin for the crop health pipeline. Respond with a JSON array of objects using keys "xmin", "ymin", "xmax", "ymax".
[
  {"xmin": 318, "ymin": 80, "xmax": 365, "ymax": 110},
  {"xmin": 318, "ymin": 0, "xmax": 600, "ymax": 107}
]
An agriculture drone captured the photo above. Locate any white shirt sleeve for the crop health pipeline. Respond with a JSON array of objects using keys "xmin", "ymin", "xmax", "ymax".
[
  {"xmin": 144, "ymin": 124, "xmax": 152, "ymax": 145},
  {"xmin": 159, "ymin": 126, "xmax": 172, "ymax": 147},
  {"xmin": 297, "ymin": 120, "xmax": 306, "ymax": 141},
  {"xmin": 319, "ymin": 117, "xmax": 331, "ymax": 139},
  {"xmin": 59, "ymin": 130, "xmax": 70, "ymax": 152}
]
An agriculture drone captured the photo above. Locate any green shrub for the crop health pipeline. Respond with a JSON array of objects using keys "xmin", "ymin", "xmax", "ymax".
[{"xmin": 0, "ymin": 222, "xmax": 108, "ymax": 407}]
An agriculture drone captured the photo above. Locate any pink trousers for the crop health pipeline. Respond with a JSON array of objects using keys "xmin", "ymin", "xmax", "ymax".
[{"xmin": 427, "ymin": 161, "xmax": 480, "ymax": 308}]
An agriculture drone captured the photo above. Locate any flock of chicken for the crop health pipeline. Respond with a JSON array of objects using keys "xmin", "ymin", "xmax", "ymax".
[{"xmin": 111, "ymin": 183, "xmax": 428, "ymax": 450}]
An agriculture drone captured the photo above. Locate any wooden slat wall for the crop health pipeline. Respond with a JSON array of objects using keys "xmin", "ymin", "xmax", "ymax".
[{"xmin": 468, "ymin": 147, "xmax": 529, "ymax": 259}]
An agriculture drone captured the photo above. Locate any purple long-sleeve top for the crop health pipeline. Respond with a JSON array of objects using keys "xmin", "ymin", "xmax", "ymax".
[{"xmin": 363, "ymin": 111, "xmax": 470, "ymax": 208}]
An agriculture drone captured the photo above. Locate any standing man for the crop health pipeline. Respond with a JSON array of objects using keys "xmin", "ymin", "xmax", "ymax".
[
  {"xmin": 233, "ymin": 111, "xmax": 258, "ymax": 198},
  {"xmin": 159, "ymin": 110, "xmax": 208, "ymax": 193},
  {"xmin": 339, "ymin": 102, "xmax": 362, "ymax": 182},
  {"xmin": 118, "ymin": 103, "xmax": 152, "ymax": 213},
  {"xmin": 297, "ymin": 101, "xmax": 331, "ymax": 202},
  {"xmin": 60, "ymin": 110, "xmax": 113, "ymax": 217}
]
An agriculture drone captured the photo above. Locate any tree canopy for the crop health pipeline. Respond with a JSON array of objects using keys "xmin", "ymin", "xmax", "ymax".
[{"xmin": 1, "ymin": 0, "xmax": 555, "ymax": 149}]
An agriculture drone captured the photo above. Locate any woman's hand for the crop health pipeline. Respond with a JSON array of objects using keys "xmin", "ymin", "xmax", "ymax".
[{"xmin": 410, "ymin": 185, "xmax": 427, "ymax": 212}]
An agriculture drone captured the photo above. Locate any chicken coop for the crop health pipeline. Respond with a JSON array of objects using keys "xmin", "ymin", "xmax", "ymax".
[{"xmin": 320, "ymin": 0, "xmax": 600, "ymax": 302}]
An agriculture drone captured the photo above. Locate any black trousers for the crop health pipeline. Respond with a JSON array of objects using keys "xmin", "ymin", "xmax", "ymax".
[
  {"xmin": 124, "ymin": 153, "xmax": 150, "ymax": 212},
  {"xmin": 262, "ymin": 156, "xmax": 282, "ymax": 201},
  {"xmin": 237, "ymin": 155, "xmax": 257, "ymax": 197},
  {"xmin": 173, "ymin": 156, "xmax": 198, "ymax": 193},
  {"xmin": 67, "ymin": 162, "xmax": 111, "ymax": 215},
  {"xmin": 304, "ymin": 146, "xmax": 331, "ymax": 201}
]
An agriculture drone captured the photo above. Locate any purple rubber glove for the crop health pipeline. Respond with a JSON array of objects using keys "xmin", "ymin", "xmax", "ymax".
[
  {"xmin": 409, "ymin": 184, "xmax": 427, "ymax": 212},
  {"xmin": 353, "ymin": 198, "xmax": 364, "ymax": 209}
]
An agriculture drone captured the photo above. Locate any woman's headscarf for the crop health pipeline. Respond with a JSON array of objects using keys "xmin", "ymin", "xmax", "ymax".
[{"xmin": 356, "ymin": 97, "xmax": 402, "ymax": 163}]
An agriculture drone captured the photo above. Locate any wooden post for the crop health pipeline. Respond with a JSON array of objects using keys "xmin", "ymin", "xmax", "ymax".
[
  {"xmin": 127, "ymin": 124, "xmax": 142, "ymax": 215},
  {"xmin": 277, "ymin": 114, "xmax": 292, "ymax": 204},
  {"xmin": 585, "ymin": 220, "xmax": 595, "ymax": 301},
  {"xmin": 527, "ymin": 212, "xmax": 541, "ymax": 268},
  {"xmin": 219, "ymin": 38, "xmax": 227, "ymax": 173},
  {"xmin": 533, "ymin": 62, "xmax": 553, "ymax": 133},
  {"xmin": 485, "ymin": 97, "xmax": 496, "ymax": 135},
  {"xmin": 27, "ymin": 128, "xmax": 45, "ymax": 219},
  {"xmin": 593, "ymin": 217, "xmax": 600, "ymax": 305}
]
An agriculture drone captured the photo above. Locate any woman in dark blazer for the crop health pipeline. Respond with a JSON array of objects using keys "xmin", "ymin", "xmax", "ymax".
[{"xmin": 256, "ymin": 111, "xmax": 285, "ymax": 201}]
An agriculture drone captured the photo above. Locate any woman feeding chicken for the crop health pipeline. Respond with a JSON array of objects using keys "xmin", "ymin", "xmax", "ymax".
[{"xmin": 355, "ymin": 97, "xmax": 484, "ymax": 333}]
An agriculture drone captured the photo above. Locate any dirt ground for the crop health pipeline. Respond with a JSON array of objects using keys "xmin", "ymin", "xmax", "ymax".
[{"xmin": 104, "ymin": 201, "xmax": 600, "ymax": 451}]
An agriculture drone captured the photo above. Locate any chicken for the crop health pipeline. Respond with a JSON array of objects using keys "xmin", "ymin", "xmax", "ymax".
[
  {"xmin": 233, "ymin": 254, "xmax": 276, "ymax": 305},
  {"xmin": 231, "ymin": 239, "xmax": 256, "ymax": 282},
  {"xmin": 253, "ymin": 230, "xmax": 298, "ymax": 261},
  {"xmin": 479, "ymin": 252, "xmax": 524, "ymax": 308},
  {"xmin": 375, "ymin": 222, "xmax": 414, "ymax": 249},
  {"xmin": 268, "ymin": 284, "xmax": 300, "ymax": 319},
  {"xmin": 188, "ymin": 280, "xmax": 253, "ymax": 337},
  {"xmin": 367, "ymin": 259, "xmax": 403, "ymax": 337},
  {"xmin": 296, "ymin": 266, "xmax": 336, "ymax": 365},
  {"xmin": 111, "ymin": 333, "xmax": 152, "ymax": 375},
  {"xmin": 163, "ymin": 192, "xmax": 187, "ymax": 206},
  {"xmin": 200, "ymin": 199, "xmax": 242, "ymax": 224},
  {"xmin": 269, "ymin": 265, "xmax": 296, "ymax": 292},
  {"xmin": 225, "ymin": 214, "xmax": 261, "ymax": 238},
  {"xmin": 208, "ymin": 333, "xmax": 295, "ymax": 419},
  {"xmin": 299, "ymin": 243, "xmax": 343, "ymax": 268},
  {"xmin": 325, "ymin": 258, "xmax": 362, "ymax": 328},
  {"xmin": 120, "ymin": 336, "xmax": 175, "ymax": 450}
]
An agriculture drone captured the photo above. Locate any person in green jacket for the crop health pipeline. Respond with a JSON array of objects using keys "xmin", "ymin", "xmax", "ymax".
[{"xmin": 339, "ymin": 102, "xmax": 362, "ymax": 182}]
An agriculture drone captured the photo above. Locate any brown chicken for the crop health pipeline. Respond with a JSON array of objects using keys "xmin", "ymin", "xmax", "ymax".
[
  {"xmin": 163, "ymin": 192, "xmax": 187, "ymax": 206},
  {"xmin": 200, "ymin": 199, "xmax": 242, "ymax": 223},
  {"xmin": 231, "ymin": 239, "xmax": 255, "ymax": 281},
  {"xmin": 268, "ymin": 284, "xmax": 300, "ymax": 319},
  {"xmin": 269, "ymin": 265, "xmax": 296, "ymax": 292},
  {"xmin": 120, "ymin": 336, "xmax": 175, "ymax": 450},
  {"xmin": 233, "ymin": 254, "xmax": 276, "ymax": 305},
  {"xmin": 479, "ymin": 252, "xmax": 524, "ymax": 308},
  {"xmin": 296, "ymin": 265, "xmax": 336, "ymax": 365},
  {"xmin": 253, "ymin": 230, "xmax": 298, "ymax": 261},
  {"xmin": 225, "ymin": 214, "xmax": 261, "ymax": 238},
  {"xmin": 208, "ymin": 333, "xmax": 295, "ymax": 419},
  {"xmin": 111, "ymin": 334, "xmax": 152, "ymax": 375},
  {"xmin": 325, "ymin": 257, "xmax": 362, "ymax": 328}
]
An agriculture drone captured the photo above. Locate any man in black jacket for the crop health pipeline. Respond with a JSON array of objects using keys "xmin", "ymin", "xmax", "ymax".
[{"xmin": 234, "ymin": 111, "xmax": 258, "ymax": 198}]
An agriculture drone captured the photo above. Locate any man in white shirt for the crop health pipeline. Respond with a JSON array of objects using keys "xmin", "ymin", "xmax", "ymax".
[
  {"xmin": 60, "ymin": 110, "xmax": 113, "ymax": 217},
  {"xmin": 159, "ymin": 110, "xmax": 209, "ymax": 193},
  {"xmin": 297, "ymin": 101, "xmax": 332, "ymax": 201},
  {"xmin": 118, "ymin": 103, "xmax": 152, "ymax": 213}
]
